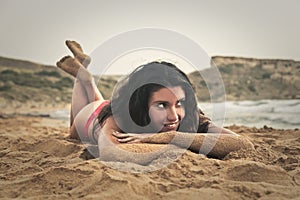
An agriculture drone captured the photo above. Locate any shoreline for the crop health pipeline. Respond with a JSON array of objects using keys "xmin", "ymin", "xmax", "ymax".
[{"xmin": 4, "ymin": 99, "xmax": 300, "ymax": 130}]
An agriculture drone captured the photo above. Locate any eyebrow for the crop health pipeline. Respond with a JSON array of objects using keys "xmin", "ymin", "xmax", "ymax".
[{"xmin": 152, "ymin": 97, "xmax": 186, "ymax": 104}]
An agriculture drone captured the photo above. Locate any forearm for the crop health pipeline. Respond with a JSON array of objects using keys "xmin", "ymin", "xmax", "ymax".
[
  {"xmin": 142, "ymin": 132, "xmax": 254, "ymax": 159},
  {"xmin": 99, "ymin": 143, "xmax": 169, "ymax": 165},
  {"xmin": 185, "ymin": 133, "xmax": 253, "ymax": 158},
  {"xmin": 98, "ymin": 127, "xmax": 171, "ymax": 165}
]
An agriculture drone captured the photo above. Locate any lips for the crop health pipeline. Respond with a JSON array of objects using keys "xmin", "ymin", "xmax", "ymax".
[{"xmin": 161, "ymin": 121, "xmax": 179, "ymax": 131}]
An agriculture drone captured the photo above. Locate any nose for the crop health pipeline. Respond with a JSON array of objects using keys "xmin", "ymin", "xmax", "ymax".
[{"xmin": 166, "ymin": 106, "xmax": 180, "ymax": 122}]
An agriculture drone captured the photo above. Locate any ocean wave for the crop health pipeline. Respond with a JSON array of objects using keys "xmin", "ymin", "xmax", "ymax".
[{"xmin": 201, "ymin": 99, "xmax": 300, "ymax": 129}]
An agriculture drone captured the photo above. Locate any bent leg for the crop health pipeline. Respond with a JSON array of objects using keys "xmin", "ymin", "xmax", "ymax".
[
  {"xmin": 64, "ymin": 40, "xmax": 104, "ymax": 105},
  {"xmin": 57, "ymin": 40, "xmax": 106, "ymax": 139},
  {"xmin": 57, "ymin": 42, "xmax": 104, "ymax": 126}
]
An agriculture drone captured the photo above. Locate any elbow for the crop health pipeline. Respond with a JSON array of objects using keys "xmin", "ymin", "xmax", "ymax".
[
  {"xmin": 206, "ymin": 135, "xmax": 254, "ymax": 159},
  {"xmin": 238, "ymin": 136, "xmax": 254, "ymax": 150}
]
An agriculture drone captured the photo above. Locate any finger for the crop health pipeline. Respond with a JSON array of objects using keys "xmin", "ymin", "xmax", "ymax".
[
  {"xmin": 117, "ymin": 137, "xmax": 135, "ymax": 143},
  {"xmin": 127, "ymin": 139, "xmax": 141, "ymax": 144},
  {"xmin": 112, "ymin": 132, "xmax": 128, "ymax": 139},
  {"xmin": 112, "ymin": 132, "xmax": 132, "ymax": 139}
]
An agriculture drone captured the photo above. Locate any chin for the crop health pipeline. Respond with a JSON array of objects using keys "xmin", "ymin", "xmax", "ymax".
[{"xmin": 160, "ymin": 127, "xmax": 178, "ymax": 132}]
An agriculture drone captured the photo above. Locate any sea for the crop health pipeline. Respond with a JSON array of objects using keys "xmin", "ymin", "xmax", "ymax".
[
  {"xmin": 199, "ymin": 99, "xmax": 300, "ymax": 130},
  {"xmin": 50, "ymin": 99, "xmax": 300, "ymax": 130}
]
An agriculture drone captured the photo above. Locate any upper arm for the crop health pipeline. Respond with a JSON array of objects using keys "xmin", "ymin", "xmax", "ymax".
[{"xmin": 96, "ymin": 116, "xmax": 122, "ymax": 144}]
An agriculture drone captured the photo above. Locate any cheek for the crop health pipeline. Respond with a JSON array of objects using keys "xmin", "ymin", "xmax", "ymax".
[
  {"xmin": 149, "ymin": 108, "xmax": 166, "ymax": 123},
  {"xmin": 177, "ymin": 107, "xmax": 185, "ymax": 119},
  {"xmin": 181, "ymin": 111, "xmax": 185, "ymax": 120}
]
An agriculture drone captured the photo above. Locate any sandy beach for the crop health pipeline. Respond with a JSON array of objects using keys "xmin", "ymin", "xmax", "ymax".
[
  {"xmin": 1, "ymin": 0, "xmax": 300, "ymax": 198},
  {"xmin": 0, "ymin": 107, "xmax": 299, "ymax": 200}
]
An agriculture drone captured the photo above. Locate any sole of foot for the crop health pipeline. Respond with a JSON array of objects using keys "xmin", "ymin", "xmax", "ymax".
[
  {"xmin": 56, "ymin": 55, "xmax": 92, "ymax": 81},
  {"xmin": 66, "ymin": 40, "xmax": 91, "ymax": 67}
]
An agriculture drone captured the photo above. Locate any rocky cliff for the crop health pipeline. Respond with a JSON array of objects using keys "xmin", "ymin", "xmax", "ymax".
[
  {"xmin": 190, "ymin": 56, "xmax": 300, "ymax": 101},
  {"xmin": 0, "ymin": 56, "xmax": 299, "ymax": 108}
]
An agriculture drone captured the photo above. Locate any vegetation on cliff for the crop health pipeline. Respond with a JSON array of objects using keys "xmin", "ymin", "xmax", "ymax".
[{"xmin": 0, "ymin": 56, "xmax": 299, "ymax": 107}]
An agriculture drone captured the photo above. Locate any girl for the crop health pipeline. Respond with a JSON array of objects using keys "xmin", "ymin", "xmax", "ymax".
[{"xmin": 57, "ymin": 40, "xmax": 253, "ymax": 163}]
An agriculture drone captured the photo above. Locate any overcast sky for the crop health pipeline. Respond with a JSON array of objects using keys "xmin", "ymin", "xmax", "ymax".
[{"xmin": 0, "ymin": 0, "xmax": 299, "ymax": 74}]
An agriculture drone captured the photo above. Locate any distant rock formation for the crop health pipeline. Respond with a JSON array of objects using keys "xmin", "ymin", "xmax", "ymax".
[
  {"xmin": 0, "ymin": 55, "xmax": 299, "ymax": 107},
  {"xmin": 190, "ymin": 56, "xmax": 300, "ymax": 101}
]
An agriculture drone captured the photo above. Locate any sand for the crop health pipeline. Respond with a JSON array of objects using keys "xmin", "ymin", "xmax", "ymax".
[{"xmin": 0, "ymin": 111, "xmax": 299, "ymax": 199}]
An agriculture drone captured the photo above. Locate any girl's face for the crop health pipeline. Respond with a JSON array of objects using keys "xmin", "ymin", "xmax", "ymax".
[{"xmin": 148, "ymin": 86, "xmax": 186, "ymax": 132}]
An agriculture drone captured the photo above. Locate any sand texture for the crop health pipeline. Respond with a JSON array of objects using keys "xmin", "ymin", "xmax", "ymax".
[{"xmin": 0, "ymin": 115, "xmax": 299, "ymax": 200}]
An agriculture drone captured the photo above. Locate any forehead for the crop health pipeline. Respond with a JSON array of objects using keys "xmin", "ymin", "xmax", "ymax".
[{"xmin": 149, "ymin": 86, "xmax": 185, "ymax": 101}]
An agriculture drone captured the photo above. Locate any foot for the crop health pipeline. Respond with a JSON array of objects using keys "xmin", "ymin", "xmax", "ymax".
[
  {"xmin": 56, "ymin": 56, "xmax": 92, "ymax": 81},
  {"xmin": 66, "ymin": 40, "xmax": 91, "ymax": 68}
]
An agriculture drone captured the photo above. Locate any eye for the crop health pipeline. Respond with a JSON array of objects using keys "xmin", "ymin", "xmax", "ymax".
[
  {"xmin": 177, "ymin": 99, "xmax": 185, "ymax": 106},
  {"xmin": 156, "ymin": 103, "xmax": 166, "ymax": 109}
]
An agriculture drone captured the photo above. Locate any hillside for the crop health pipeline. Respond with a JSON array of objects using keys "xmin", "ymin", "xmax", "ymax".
[
  {"xmin": 0, "ymin": 56, "xmax": 72, "ymax": 109},
  {"xmin": 190, "ymin": 56, "xmax": 300, "ymax": 101},
  {"xmin": 0, "ymin": 56, "xmax": 299, "ymax": 109},
  {"xmin": 0, "ymin": 56, "xmax": 119, "ymax": 109}
]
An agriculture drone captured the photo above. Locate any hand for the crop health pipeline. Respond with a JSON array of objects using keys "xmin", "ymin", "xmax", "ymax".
[{"xmin": 112, "ymin": 131, "xmax": 155, "ymax": 144}]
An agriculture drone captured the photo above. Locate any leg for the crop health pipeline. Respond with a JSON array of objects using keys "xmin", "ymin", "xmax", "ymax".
[
  {"xmin": 61, "ymin": 41, "xmax": 91, "ymax": 126},
  {"xmin": 57, "ymin": 56, "xmax": 104, "ymax": 111},
  {"xmin": 57, "ymin": 41, "xmax": 104, "ymax": 125},
  {"xmin": 57, "ymin": 41, "xmax": 106, "ymax": 140},
  {"xmin": 65, "ymin": 40, "xmax": 104, "ymax": 103},
  {"xmin": 57, "ymin": 56, "xmax": 106, "ymax": 140}
]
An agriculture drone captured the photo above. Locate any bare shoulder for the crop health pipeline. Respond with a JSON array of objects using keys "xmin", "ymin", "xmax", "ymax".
[
  {"xmin": 101, "ymin": 116, "xmax": 121, "ymax": 132},
  {"xmin": 96, "ymin": 116, "xmax": 122, "ymax": 144}
]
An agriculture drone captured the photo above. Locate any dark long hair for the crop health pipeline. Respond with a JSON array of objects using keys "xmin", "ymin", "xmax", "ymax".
[{"xmin": 98, "ymin": 61, "xmax": 199, "ymax": 133}]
